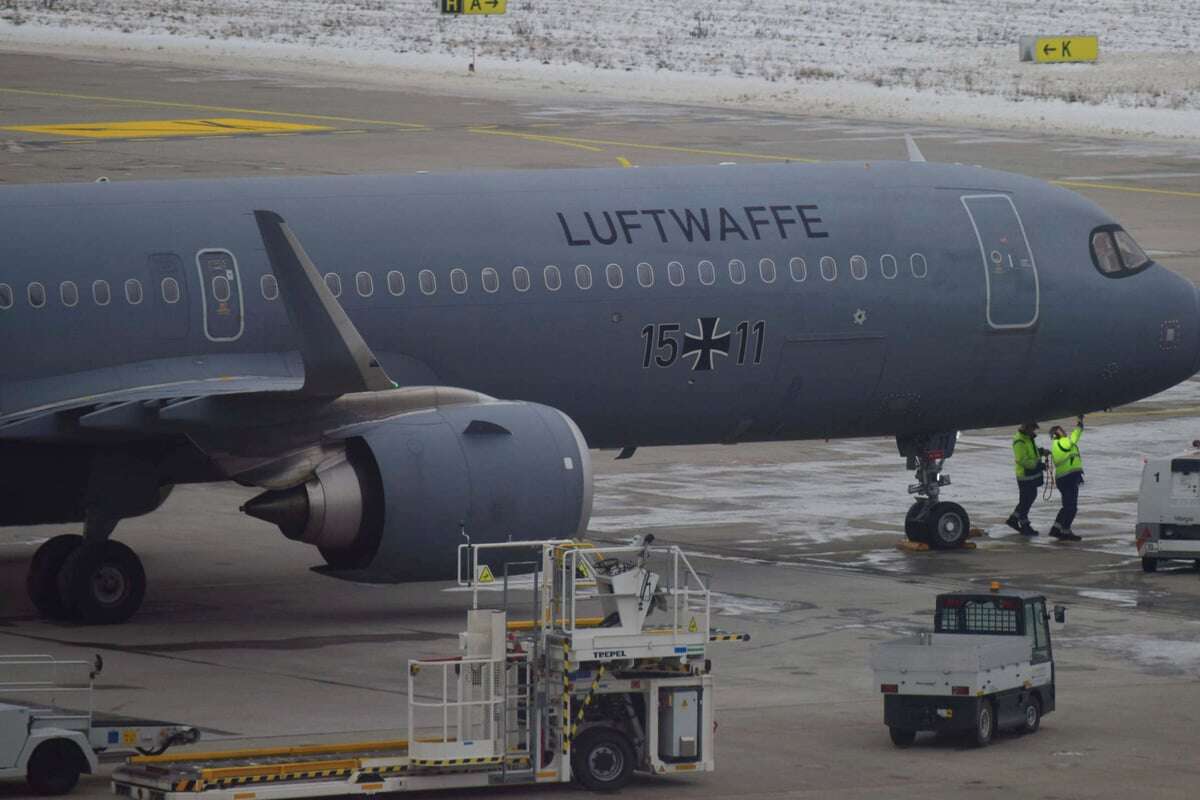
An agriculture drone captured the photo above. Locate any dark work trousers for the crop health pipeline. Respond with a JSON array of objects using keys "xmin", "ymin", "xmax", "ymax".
[
  {"xmin": 1055, "ymin": 471, "xmax": 1083, "ymax": 530},
  {"xmin": 1014, "ymin": 479, "xmax": 1039, "ymax": 523}
]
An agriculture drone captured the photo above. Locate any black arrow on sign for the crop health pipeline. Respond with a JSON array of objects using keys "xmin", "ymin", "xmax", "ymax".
[
  {"xmin": 487, "ymin": 0, "xmax": 498, "ymax": 6},
  {"xmin": 1043, "ymin": 43, "xmax": 1057, "ymax": 56}
]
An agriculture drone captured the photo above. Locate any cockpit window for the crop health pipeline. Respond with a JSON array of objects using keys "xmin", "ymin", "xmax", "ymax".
[
  {"xmin": 1090, "ymin": 225, "xmax": 1153, "ymax": 278},
  {"xmin": 1114, "ymin": 230, "xmax": 1151, "ymax": 271}
]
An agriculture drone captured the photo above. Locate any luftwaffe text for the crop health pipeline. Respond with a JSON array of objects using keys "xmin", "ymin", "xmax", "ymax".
[{"xmin": 556, "ymin": 204, "xmax": 829, "ymax": 247}]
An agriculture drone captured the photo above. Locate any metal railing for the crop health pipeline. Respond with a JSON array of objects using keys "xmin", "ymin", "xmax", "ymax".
[{"xmin": 0, "ymin": 654, "xmax": 101, "ymax": 725}]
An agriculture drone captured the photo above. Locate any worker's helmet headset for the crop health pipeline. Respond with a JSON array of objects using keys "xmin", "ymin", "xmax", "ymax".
[
  {"xmin": 1049, "ymin": 425, "xmax": 1067, "ymax": 439},
  {"xmin": 1019, "ymin": 422, "xmax": 1039, "ymax": 435}
]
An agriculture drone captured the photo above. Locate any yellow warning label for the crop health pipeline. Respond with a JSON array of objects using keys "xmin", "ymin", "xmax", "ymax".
[
  {"xmin": 688, "ymin": 617, "xmax": 698, "ymax": 633},
  {"xmin": 3, "ymin": 118, "xmax": 332, "ymax": 139},
  {"xmin": 476, "ymin": 564, "xmax": 495, "ymax": 584},
  {"xmin": 1033, "ymin": 36, "xmax": 1099, "ymax": 63},
  {"xmin": 122, "ymin": 730, "xmax": 138, "ymax": 745}
]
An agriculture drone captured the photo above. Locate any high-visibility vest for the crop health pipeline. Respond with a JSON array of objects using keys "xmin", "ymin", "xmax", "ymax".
[
  {"xmin": 1052, "ymin": 426, "xmax": 1083, "ymax": 477},
  {"xmin": 1012, "ymin": 431, "xmax": 1042, "ymax": 480}
]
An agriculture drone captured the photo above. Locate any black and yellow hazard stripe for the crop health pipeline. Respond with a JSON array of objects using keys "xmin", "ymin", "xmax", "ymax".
[
  {"xmin": 709, "ymin": 632, "xmax": 751, "ymax": 642},
  {"xmin": 561, "ymin": 642, "xmax": 573, "ymax": 756},
  {"xmin": 211, "ymin": 768, "xmax": 353, "ymax": 788},
  {"xmin": 410, "ymin": 756, "xmax": 502, "ymax": 767},
  {"xmin": 570, "ymin": 665, "xmax": 607, "ymax": 739}
]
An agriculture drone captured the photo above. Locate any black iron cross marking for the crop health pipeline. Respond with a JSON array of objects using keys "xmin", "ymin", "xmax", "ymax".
[{"xmin": 682, "ymin": 317, "xmax": 731, "ymax": 371}]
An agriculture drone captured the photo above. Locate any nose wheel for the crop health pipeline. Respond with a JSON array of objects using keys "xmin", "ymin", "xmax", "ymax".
[{"xmin": 898, "ymin": 433, "xmax": 971, "ymax": 549}]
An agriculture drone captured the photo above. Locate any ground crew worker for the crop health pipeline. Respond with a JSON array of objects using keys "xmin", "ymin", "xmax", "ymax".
[
  {"xmin": 1006, "ymin": 422, "xmax": 1048, "ymax": 536},
  {"xmin": 1049, "ymin": 416, "xmax": 1085, "ymax": 541}
]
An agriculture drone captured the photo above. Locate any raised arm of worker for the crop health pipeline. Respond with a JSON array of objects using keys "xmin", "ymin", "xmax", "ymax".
[{"xmin": 1072, "ymin": 415, "xmax": 1084, "ymax": 443}]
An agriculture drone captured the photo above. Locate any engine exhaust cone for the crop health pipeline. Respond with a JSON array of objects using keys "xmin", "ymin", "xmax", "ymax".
[{"xmin": 241, "ymin": 486, "xmax": 309, "ymax": 541}]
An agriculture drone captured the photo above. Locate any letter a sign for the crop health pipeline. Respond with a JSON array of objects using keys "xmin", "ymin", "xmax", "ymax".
[{"xmin": 441, "ymin": 0, "xmax": 507, "ymax": 14}]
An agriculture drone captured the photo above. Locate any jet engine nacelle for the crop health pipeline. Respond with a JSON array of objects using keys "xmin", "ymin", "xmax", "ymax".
[{"xmin": 243, "ymin": 401, "xmax": 593, "ymax": 581}]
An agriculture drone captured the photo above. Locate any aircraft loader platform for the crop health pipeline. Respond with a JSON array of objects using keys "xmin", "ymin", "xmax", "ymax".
[{"xmin": 111, "ymin": 537, "xmax": 745, "ymax": 798}]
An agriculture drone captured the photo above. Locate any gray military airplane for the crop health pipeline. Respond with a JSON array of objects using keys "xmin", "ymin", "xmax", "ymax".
[{"xmin": 0, "ymin": 159, "xmax": 1195, "ymax": 624}]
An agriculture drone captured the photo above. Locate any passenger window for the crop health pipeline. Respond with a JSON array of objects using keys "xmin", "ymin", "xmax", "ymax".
[
  {"xmin": 513, "ymin": 266, "xmax": 531, "ymax": 292},
  {"xmin": 261, "ymin": 274, "xmax": 279, "ymax": 301},
  {"xmin": 575, "ymin": 264, "xmax": 593, "ymax": 290},
  {"xmin": 0, "ymin": 283, "xmax": 12, "ymax": 310},
  {"xmin": 125, "ymin": 278, "xmax": 143, "ymax": 305},
  {"xmin": 450, "ymin": 268, "xmax": 468, "ymax": 295},
  {"xmin": 606, "ymin": 263, "xmax": 623, "ymax": 289},
  {"xmin": 544, "ymin": 265, "xmax": 562, "ymax": 291},
  {"xmin": 850, "ymin": 255, "xmax": 867, "ymax": 280},
  {"xmin": 481, "ymin": 267, "xmax": 500, "ymax": 293},
  {"xmin": 419, "ymin": 269, "xmax": 437, "ymax": 296},
  {"xmin": 667, "ymin": 261, "xmax": 685, "ymax": 287},
  {"xmin": 880, "ymin": 254, "xmax": 898, "ymax": 279},
  {"xmin": 61, "ymin": 281, "xmax": 79, "ymax": 307},
  {"xmin": 355, "ymin": 271, "xmax": 374, "ymax": 298},
  {"xmin": 820, "ymin": 256, "xmax": 837, "ymax": 282},
  {"xmin": 209, "ymin": 276, "xmax": 228, "ymax": 303},
  {"xmin": 728, "ymin": 259, "xmax": 746, "ymax": 285},
  {"xmin": 1114, "ymin": 230, "xmax": 1151, "ymax": 272},
  {"xmin": 160, "ymin": 277, "xmax": 180, "ymax": 304},
  {"xmin": 636, "ymin": 262, "xmax": 654, "ymax": 288},
  {"xmin": 789, "ymin": 257, "xmax": 807, "ymax": 282},
  {"xmin": 93, "ymin": 280, "xmax": 111, "ymax": 306},
  {"xmin": 759, "ymin": 258, "xmax": 777, "ymax": 283},
  {"xmin": 323, "ymin": 273, "xmax": 342, "ymax": 297},
  {"xmin": 698, "ymin": 260, "xmax": 716, "ymax": 286},
  {"xmin": 386, "ymin": 270, "xmax": 405, "ymax": 296},
  {"xmin": 28, "ymin": 282, "xmax": 46, "ymax": 308},
  {"xmin": 910, "ymin": 253, "xmax": 928, "ymax": 278}
]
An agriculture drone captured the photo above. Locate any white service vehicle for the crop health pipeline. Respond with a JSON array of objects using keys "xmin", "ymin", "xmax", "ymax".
[
  {"xmin": 869, "ymin": 588, "xmax": 1064, "ymax": 747},
  {"xmin": 111, "ymin": 537, "xmax": 745, "ymax": 799},
  {"xmin": 1136, "ymin": 453, "xmax": 1200, "ymax": 572},
  {"xmin": 0, "ymin": 654, "xmax": 198, "ymax": 795}
]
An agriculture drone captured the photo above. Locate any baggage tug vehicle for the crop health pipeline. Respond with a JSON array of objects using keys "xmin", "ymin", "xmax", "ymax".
[
  {"xmin": 869, "ymin": 586, "xmax": 1064, "ymax": 747},
  {"xmin": 111, "ymin": 538, "xmax": 745, "ymax": 798}
]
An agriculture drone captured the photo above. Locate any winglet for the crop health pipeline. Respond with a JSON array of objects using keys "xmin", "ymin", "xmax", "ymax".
[
  {"xmin": 254, "ymin": 210, "xmax": 395, "ymax": 396},
  {"xmin": 904, "ymin": 134, "xmax": 927, "ymax": 163}
]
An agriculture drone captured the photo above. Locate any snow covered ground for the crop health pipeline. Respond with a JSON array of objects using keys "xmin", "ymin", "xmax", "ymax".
[{"xmin": 1, "ymin": 1, "xmax": 1199, "ymax": 139}]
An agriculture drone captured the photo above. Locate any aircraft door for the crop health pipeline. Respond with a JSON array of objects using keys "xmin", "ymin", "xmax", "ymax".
[
  {"xmin": 961, "ymin": 194, "xmax": 1039, "ymax": 329},
  {"xmin": 149, "ymin": 252, "xmax": 189, "ymax": 340},
  {"xmin": 196, "ymin": 248, "xmax": 245, "ymax": 342}
]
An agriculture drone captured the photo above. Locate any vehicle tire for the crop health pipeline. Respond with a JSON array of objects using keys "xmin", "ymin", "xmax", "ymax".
[
  {"xmin": 970, "ymin": 700, "xmax": 995, "ymax": 747},
  {"xmin": 1141, "ymin": 557, "xmax": 1158, "ymax": 573},
  {"xmin": 26, "ymin": 739, "xmax": 84, "ymax": 796},
  {"xmin": 904, "ymin": 502, "xmax": 928, "ymax": 542},
  {"xmin": 57, "ymin": 540, "xmax": 146, "ymax": 625},
  {"xmin": 888, "ymin": 727, "xmax": 916, "ymax": 747},
  {"xmin": 572, "ymin": 727, "xmax": 635, "ymax": 792},
  {"xmin": 26, "ymin": 535, "xmax": 83, "ymax": 620},
  {"xmin": 1019, "ymin": 696, "xmax": 1042, "ymax": 734},
  {"xmin": 927, "ymin": 502, "xmax": 970, "ymax": 550}
]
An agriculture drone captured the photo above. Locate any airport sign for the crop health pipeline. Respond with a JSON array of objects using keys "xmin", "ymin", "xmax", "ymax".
[
  {"xmin": 441, "ymin": 0, "xmax": 507, "ymax": 14},
  {"xmin": 1019, "ymin": 35, "xmax": 1098, "ymax": 63}
]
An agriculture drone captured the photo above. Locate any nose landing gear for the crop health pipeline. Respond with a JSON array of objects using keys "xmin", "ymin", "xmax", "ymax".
[{"xmin": 898, "ymin": 432, "xmax": 971, "ymax": 549}]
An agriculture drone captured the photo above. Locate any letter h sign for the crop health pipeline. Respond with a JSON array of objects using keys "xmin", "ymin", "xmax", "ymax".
[{"xmin": 441, "ymin": 0, "xmax": 462, "ymax": 13}]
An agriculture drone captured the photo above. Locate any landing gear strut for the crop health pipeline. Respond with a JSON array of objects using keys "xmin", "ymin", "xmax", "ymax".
[
  {"xmin": 26, "ymin": 508, "xmax": 146, "ymax": 625},
  {"xmin": 898, "ymin": 432, "xmax": 971, "ymax": 549}
]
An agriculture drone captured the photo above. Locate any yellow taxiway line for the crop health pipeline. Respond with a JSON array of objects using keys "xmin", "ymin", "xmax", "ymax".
[
  {"xmin": 4, "ymin": 118, "xmax": 330, "ymax": 139},
  {"xmin": 0, "ymin": 87, "xmax": 427, "ymax": 130},
  {"xmin": 1053, "ymin": 179, "xmax": 1200, "ymax": 200}
]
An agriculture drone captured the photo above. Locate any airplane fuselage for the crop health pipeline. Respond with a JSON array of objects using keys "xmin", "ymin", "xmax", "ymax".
[{"xmin": 1, "ymin": 161, "xmax": 1196, "ymax": 451}]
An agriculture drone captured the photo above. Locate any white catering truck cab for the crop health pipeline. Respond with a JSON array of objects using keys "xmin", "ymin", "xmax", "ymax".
[
  {"xmin": 869, "ymin": 588, "xmax": 1063, "ymax": 747},
  {"xmin": 1136, "ymin": 453, "xmax": 1200, "ymax": 572}
]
